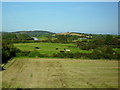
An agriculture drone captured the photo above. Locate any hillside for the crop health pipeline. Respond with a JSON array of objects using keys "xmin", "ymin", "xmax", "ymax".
[
  {"xmin": 54, "ymin": 32, "xmax": 86, "ymax": 36},
  {"xmin": 53, "ymin": 32, "xmax": 93, "ymax": 39},
  {"xmin": 12, "ymin": 30, "xmax": 55, "ymax": 37}
]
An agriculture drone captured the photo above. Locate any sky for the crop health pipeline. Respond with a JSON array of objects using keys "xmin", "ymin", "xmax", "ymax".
[
  {"xmin": 2, "ymin": 2, "xmax": 118, "ymax": 34},
  {"xmin": 1, "ymin": 0, "xmax": 120, "ymax": 2}
]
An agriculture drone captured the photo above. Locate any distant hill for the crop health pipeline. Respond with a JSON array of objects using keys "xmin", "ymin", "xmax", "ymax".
[
  {"xmin": 53, "ymin": 32, "xmax": 87, "ymax": 37},
  {"xmin": 12, "ymin": 30, "xmax": 55, "ymax": 37}
]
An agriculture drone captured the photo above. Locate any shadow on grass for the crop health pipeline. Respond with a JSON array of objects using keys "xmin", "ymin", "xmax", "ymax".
[{"xmin": 0, "ymin": 66, "xmax": 5, "ymax": 71}]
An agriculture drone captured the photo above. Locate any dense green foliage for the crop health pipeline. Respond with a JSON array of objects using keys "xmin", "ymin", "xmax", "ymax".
[
  {"xmin": 12, "ymin": 30, "xmax": 54, "ymax": 37},
  {"xmin": 105, "ymin": 35, "xmax": 113, "ymax": 45},
  {"xmin": 2, "ymin": 40, "xmax": 21, "ymax": 63},
  {"xmin": 75, "ymin": 35, "xmax": 120, "ymax": 59},
  {"xmin": 90, "ymin": 46, "xmax": 119, "ymax": 59},
  {"xmin": 52, "ymin": 47, "xmax": 120, "ymax": 59},
  {"xmin": 2, "ymin": 32, "xmax": 33, "ymax": 41},
  {"xmin": 2, "ymin": 31, "xmax": 120, "ymax": 61}
]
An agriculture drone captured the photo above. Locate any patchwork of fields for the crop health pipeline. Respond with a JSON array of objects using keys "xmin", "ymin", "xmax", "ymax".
[
  {"xmin": 2, "ymin": 58, "xmax": 118, "ymax": 88},
  {"xmin": 14, "ymin": 43, "xmax": 92, "ymax": 56}
]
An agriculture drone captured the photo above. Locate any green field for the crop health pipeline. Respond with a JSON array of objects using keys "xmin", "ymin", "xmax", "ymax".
[
  {"xmin": 14, "ymin": 43, "xmax": 92, "ymax": 56},
  {"xmin": 37, "ymin": 36, "xmax": 57, "ymax": 41},
  {"xmin": 113, "ymin": 48, "xmax": 120, "ymax": 54},
  {"xmin": 2, "ymin": 58, "xmax": 118, "ymax": 88},
  {"xmin": 37, "ymin": 36, "xmax": 48, "ymax": 40}
]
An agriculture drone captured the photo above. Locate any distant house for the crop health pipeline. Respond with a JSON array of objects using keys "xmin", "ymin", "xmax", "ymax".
[
  {"xmin": 86, "ymin": 36, "xmax": 92, "ymax": 39},
  {"xmin": 78, "ymin": 38, "xmax": 87, "ymax": 40},
  {"xmin": 26, "ymin": 38, "xmax": 34, "ymax": 40},
  {"xmin": 32, "ymin": 37, "xmax": 39, "ymax": 40}
]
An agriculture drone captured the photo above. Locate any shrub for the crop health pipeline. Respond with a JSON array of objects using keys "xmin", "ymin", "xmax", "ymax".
[
  {"xmin": 16, "ymin": 51, "xmax": 30, "ymax": 57},
  {"xmin": 105, "ymin": 35, "xmax": 113, "ymax": 45},
  {"xmin": 52, "ymin": 52, "xmax": 90, "ymax": 59},
  {"xmin": 116, "ymin": 54, "xmax": 120, "ymax": 60},
  {"xmin": 53, "ymin": 52, "xmax": 69, "ymax": 58},
  {"xmin": 80, "ymin": 43, "xmax": 97, "ymax": 50},
  {"xmin": 28, "ymin": 50, "xmax": 40, "ymax": 57},
  {"xmin": 90, "ymin": 46, "xmax": 117, "ymax": 59},
  {"xmin": 2, "ymin": 41, "xmax": 21, "ymax": 63}
]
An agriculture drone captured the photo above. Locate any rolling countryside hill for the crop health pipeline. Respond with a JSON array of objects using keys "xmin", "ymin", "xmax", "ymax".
[
  {"xmin": 54, "ymin": 32, "xmax": 86, "ymax": 36},
  {"xmin": 12, "ymin": 30, "xmax": 55, "ymax": 37}
]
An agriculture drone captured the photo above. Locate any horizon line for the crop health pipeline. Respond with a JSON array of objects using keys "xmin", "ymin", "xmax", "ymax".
[{"xmin": 1, "ymin": 30, "xmax": 119, "ymax": 35}]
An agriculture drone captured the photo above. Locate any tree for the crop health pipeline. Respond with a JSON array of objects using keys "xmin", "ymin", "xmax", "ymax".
[
  {"xmin": 112, "ymin": 38, "xmax": 119, "ymax": 45},
  {"xmin": 47, "ymin": 35, "xmax": 52, "ymax": 42},
  {"xmin": 105, "ymin": 35, "xmax": 113, "ymax": 45},
  {"xmin": 57, "ymin": 35, "xmax": 68, "ymax": 43},
  {"xmin": 17, "ymin": 34, "xmax": 32, "ymax": 40},
  {"xmin": 2, "ymin": 33, "xmax": 17, "ymax": 40},
  {"xmin": 2, "ymin": 41, "xmax": 21, "ymax": 63},
  {"xmin": 90, "ymin": 46, "xmax": 116, "ymax": 59}
]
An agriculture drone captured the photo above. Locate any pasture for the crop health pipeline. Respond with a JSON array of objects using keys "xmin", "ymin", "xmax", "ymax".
[
  {"xmin": 2, "ymin": 58, "xmax": 118, "ymax": 88},
  {"xmin": 37, "ymin": 36, "xmax": 48, "ymax": 40},
  {"xmin": 37, "ymin": 36, "xmax": 57, "ymax": 40},
  {"xmin": 14, "ymin": 43, "xmax": 92, "ymax": 56}
]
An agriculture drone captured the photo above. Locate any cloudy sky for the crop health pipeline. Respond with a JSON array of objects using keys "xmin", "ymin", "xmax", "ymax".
[{"xmin": 2, "ymin": 2, "xmax": 118, "ymax": 34}]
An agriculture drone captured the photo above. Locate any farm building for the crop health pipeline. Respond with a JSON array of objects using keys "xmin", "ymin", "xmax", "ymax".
[{"xmin": 32, "ymin": 37, "xmax": 39, "ymax": 40}]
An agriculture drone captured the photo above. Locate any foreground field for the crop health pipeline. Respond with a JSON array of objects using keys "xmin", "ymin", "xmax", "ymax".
[{"xmin": 2, "ymin": 58, "xmax": 118, "ymax": 88}]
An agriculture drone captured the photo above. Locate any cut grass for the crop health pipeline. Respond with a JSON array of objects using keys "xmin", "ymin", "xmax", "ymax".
[
  {"xmin": 2, "ymin": 58, "xmax": 118, "ymax": 88},
  {"xmin": 30, "ymin": 73, "xmax": 33, "ymax": 78}
]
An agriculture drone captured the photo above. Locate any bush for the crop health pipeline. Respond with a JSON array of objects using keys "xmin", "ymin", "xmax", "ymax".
[
  {"xmin": 28, "ymin": 50, "xmax": 40, "ymax": 57},
  {"xmin": 52, "ymin": 52, "xmax": 90, "ymax": 59},
  {"xmin": 116, "ymin": 54, "xmax": 120, "ymax": 60},
  {"xmin": 89, "ymin": 46, "xmax": 117, "ymax": 59},
  {"xmin": 2, "ymin": 41, "xmax": 21, "ymax": 63},
  {"xmin": 105, "ymin": 35, "xmax": 113, "ymax": 45},
  {"xmin": 76, "ymin": 41, "xmax": 98, "ymax": 50},
  {"xmin": 80, "ymin": 43, "xmax": 97, "ymax": 50},
  {"xmin": 16, "ymin": 51, "xmax": 30, "ymax": 57}
]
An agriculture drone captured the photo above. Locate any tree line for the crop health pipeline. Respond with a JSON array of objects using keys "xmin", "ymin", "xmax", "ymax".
[{"xmin": 1, "ymin": 32, "xmax": 120, "ymax": 64}]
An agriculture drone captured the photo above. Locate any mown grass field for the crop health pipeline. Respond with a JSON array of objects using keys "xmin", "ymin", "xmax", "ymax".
[
  {"xmin": 2, "ymin": 58, "xmax": 118, "ymax": 88},
  {"xmin": 14, "ymin": 43, "xmax": 92, "ymax": 56}
]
